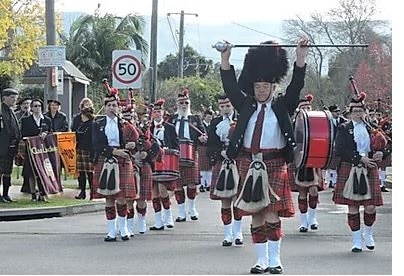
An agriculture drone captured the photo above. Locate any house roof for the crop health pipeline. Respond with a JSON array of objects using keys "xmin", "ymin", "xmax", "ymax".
[{"xmin": 23, "ymin": 60, "xmax": 91, "ymax": 84}]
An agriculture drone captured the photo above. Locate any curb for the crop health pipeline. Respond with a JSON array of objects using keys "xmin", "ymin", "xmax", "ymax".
[{"xmin": 0, "ymin": 202, "xmax": 105, "ymax": 221}]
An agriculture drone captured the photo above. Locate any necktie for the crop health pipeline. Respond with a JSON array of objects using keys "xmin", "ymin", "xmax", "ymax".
[
  {"xmin": 179, "ymin": 117, "xmax": 185, "ymax": 138},
  {"xmin": 250, "ymin": 104, "xmax": 266, "ymax": 154}
]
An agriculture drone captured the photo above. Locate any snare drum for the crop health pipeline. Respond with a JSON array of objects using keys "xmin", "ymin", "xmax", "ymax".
[
  {"xmin": 153, "ymin": 149, "xmax": 180, "ymax": 181},
  {"xmin": 179, "ymin": 139, "xmax": 195, "ymax": 167},
  {"xmin": 294, "ymin": 110, "xmax": 334, "ymax": 169}
]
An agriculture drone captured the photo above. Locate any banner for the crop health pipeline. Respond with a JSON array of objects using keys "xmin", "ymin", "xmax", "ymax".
[
  {"xmin": 26, "ymin": 134, "xmax": 62, "ymax": 194},
  {"xmin": 55, "ymin": 132, "xmax": 77, "ymax": 177}
]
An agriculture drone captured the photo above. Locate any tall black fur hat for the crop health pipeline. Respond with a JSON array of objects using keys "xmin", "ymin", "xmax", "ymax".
[{"xmin": 238, "ymin": 41, "xmax": 289, "ymax": 95}]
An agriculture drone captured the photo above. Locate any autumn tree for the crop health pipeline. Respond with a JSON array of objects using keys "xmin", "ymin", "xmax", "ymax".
[
  {"xmin": 0, "ymin": 0, "xmax": 46, "ymax": 83},
  {"xmin": 282, "ymin": 0, "xmax": 391, "ymax": 108}
]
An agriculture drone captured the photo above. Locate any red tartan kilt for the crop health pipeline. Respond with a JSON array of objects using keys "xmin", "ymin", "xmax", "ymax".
[
  {"xmin": 290, "ymin": 167, "xmax": 325, "ymax": 192},
  {"xmin": 332, "ymin": 162, "xmax": 384, "ymax": 206},
  {"xmin": 198, "ymin": 145, "xmax": 211, "ymax": 171},
  {"xmin": 176, "ymin": 151, "xmax": 200, "ymax": 189},
  {"xmin": 138, "ymin": 163, "xmax": 153, "ymax": 201},
  {"xmin": 91, "ymin": 156, "xmax": 136, "ymax": 199},
  {"xmin": 154, "ymin": 180, "xmax": 177, "ymax": 191},
  {"xmin": 237, "ymin": 155, "xmax": 295, "ymax": 217},
  {"xmin": 377, "ymin": 155, "xmax": 392, "ymax": 168}
]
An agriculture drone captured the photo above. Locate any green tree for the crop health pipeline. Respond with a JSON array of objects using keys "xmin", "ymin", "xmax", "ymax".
[
  {"xmin": 156, "ymin": 76, "xmax": 223, "ymax": 114},
  {"xmin": 0, "ymin": 0, "xmax": 46, "ymax": 78},
  {"xmin": 61, "ymin": 11, "xmax": 148, "ymax": 83},
  {"xmin": 157, "ymin": 45, "xmax": 214, "ymax": 80}
]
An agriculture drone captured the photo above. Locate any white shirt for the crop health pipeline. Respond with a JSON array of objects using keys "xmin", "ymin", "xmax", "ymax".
[
  {"xmin": 153, "ymin": 119, "xmax": 165, "ymax": 144},
  {"xmin": 244, "ymin": 102, "xmax": 286, "ymax": 149},
  {"xmin": 353, "ymin": 120, "xmax": 370, "ymax": 155},
  {"xmin": 175, "ymin": 116, "xmax": 191, "ymax": 139},
  {"xmin": 33, "ymin": 113, "xmax": 44, "ymax": 127},
  {"xmin": 105, "ymin": 116, "xmax": 120, "ymax": 147}
]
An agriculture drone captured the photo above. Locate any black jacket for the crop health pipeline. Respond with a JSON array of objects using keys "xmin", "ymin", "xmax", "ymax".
[
  {"xmin": 44, "ymin": 111, "xmax": 69, "ymax": 132},
  {"xmin": 220, "ymin": 63, "xmax": 306, "ymax": 163},
  {"xmin": 150, "ymin": 121, "xmax": 179, "ymax": 150},
  {"xmin": 21, "ymin": 115, "xmax": 53, "ymax": 138},
  {"xmin": 168, "ymin": 114, "xmax": 206, "ymax": 149},
  {"xmin": 0, "ymin": 102, "xmax": 21, "ymax": 156}
]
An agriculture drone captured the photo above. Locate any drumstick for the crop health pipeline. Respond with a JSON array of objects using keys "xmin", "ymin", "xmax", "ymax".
[{"xmin": 165, "ymin": 119, "xmax": 206, "ymax": 137}]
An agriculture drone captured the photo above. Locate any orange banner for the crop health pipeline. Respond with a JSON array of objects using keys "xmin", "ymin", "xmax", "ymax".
[{"xmin": 56, "ymin": 132, "xmax": 77, "ymax": 177}]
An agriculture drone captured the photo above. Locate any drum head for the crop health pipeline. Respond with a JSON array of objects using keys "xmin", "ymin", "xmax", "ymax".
[{"xmin": 293, "ymin": 110, "xmax": 334, "ymax": 169}]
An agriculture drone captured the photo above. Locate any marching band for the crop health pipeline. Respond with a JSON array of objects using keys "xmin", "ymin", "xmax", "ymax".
[{"xmin": 0, "ymin": 39, "xmax": 392, "ymax": 275}]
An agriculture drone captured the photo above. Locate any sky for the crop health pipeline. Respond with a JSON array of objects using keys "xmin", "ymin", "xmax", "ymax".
[{"xmin": 57, "ymin": 0, "xmax": 393, "ymax": 23}]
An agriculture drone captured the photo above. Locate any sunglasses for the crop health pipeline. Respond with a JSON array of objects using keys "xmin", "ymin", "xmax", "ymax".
[
  {"xmin": 32, "ymin": 105, "xmax": 41, "ymax": 107},
  {"xmin": 178, "ymin": 101, "xmax": 190, "ymax": 105}
]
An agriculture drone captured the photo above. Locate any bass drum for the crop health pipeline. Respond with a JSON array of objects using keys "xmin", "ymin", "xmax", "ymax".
[{"xmin": 294, "ymin": 110, "xmax": 334, "ymax": 169}]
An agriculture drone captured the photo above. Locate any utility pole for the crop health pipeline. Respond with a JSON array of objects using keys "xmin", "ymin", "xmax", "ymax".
[
  {"xmin": 45, "ymin": 0, "xmax": 57, "ymax": 102},
  {"xmin": 167, "ymin": 10, "xmax": 198, "ymax": 78},
  {"xmin": 149, "ymin": 0, "xmax": 158, "ymax": 103}
]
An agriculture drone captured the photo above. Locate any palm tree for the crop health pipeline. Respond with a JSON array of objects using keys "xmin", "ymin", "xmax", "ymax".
[{"xmin": 62, "ymin": 12, "xmax": 148, "ymax": 82}]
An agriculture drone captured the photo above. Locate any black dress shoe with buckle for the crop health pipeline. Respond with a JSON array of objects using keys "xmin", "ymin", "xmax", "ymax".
[
  {"xmin": 222, "ymin": 240, "xmax": 232, "ymax": 246},
  {"xmin": 190, "ymin": 215, "xmax": 198, "ymax": 221},
  {"xmin": 104, "ymin": 236, "xmax": 117, "ymax": 242},
  {"xmin": 310, "ymin": 224, "xmax": 318, "ymax": 230},
  {"xmin": 269, "ymin": 266, "xmax": 283, "ymax": 274},
  {"xmin": 235, "ymin": 238, "xmax": 243, "ymax": 245},
  {"xmin": 176, "ymin": 217, "xmax": 186, "ymax": 222},
  {"xmin": 250, "ymin": 264, "xmax": 270, "ymax": 274},
  {"xmin": 121, "ymin": 235, "xmax": 130, "ymax": 241},
  {"xmin": 351, "ymin": 247, "xmax": 362, "ymax": 253},
  {"xmin": 299, "ymin": 226, "xmax": 308, "ymax": 233},
  {"xmin": 149, "ymin": 225, "xmax": 164, "ymax": 231}
]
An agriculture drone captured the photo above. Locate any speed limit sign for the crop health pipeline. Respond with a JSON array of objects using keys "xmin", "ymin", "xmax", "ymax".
[{"xmin": 112, "ymin": 50, "xmax": 142, "ymax": 89}]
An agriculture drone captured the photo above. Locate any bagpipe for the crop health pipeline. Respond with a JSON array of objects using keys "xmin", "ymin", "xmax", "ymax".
[{"xmin": 348, "ymin": 76, "xmax": 389, "ymax": 151}]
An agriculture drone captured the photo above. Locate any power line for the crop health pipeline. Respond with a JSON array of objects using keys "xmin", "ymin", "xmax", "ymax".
[
  {"xmin": 166, "ymin": 15, "xmax": 179, "ymax": 49},
  {"xmin": 230, "ymin": 21, "xmax": 287, "ymax": 42}
]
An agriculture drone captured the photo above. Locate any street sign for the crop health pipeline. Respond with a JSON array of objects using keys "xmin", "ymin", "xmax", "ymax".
[
  {"xmin": 112, "ymin": 50, "xmax": 142, "ymax": 89},
  {"xmin": 38, "ymin": 46, "xmax": 66, "ymax": 67}
]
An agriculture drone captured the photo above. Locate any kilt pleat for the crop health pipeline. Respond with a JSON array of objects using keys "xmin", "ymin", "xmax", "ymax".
[
  {"xmin": 138, "ymin": 163, "xmax": 153, "ymax": 201},
  {"xmin": 92, "ymin": 156, "xmax": 136, "ymax": 200},
  {"xmin": 76, "ymin": 149, "xmax": 94, "ymax": 173},
  {"xmin": 176, "ymin": 151, "xmax": 200, "ymax": 189},
  {"xmin": 198, "ymin": 145, "xmax": 211, "ymax": 171},
  {"xmin": 332, "ymin": 162, "xmax": 384, "ymax": 206},
  {"xmin": 290, "ymin": 167, "xmax": 325, "ymax": 192},
  {"xmin": 237, "ymin": 155, "xmax": 294, "ymax": 217}
]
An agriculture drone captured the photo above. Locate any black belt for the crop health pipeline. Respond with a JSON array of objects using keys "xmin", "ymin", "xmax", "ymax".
[{"xmin": 241, "ymin": 148, "xmax": 285, "ymax": 160}]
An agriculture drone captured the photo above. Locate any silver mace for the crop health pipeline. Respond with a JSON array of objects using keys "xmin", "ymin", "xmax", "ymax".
[{"xmin": 212, "ymin": 41, "xmax": 369, "ymax": 52}]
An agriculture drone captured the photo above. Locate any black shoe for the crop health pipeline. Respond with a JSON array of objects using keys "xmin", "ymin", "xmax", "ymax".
[
  {"xmin": 75, "ymin": 192, "xmax": 86, "ymax": 199},
  {"xmin": 176, "ymin": 217, "xmax": 186, "ymax": 222},
  {"xmin": 381, "ymin": 186, "xmax": 389, "ymax": 192},
  {"xmin": 299, "ymin": 226, "xmax": 308, "ymax": 233},
  {"xmin": 269, "ymin": 266, "xmax": 283, "ymax": 274},
  {"xmin": 190, "ymin": 215, "xmax": 199, "ymax": 221},
  {"xmin": 206, "ymin": 187, "xmax": 210, "ymax": 191},
  {"xmin": 104, "ymin": 235, "xmax": 117, "ymax": 242},
  {"xmin": 121, "ymin": 235, "xmax": 130, "ymax": 241},
  {"xmin": 250, "ymin": 264, "xmax": 269, "ymax": 274},
  {"xmin": 165, "ymin": 224, "xmax": 174, "ymax": 229},
  {"xmin": 328, "ymin": 182, "xmax": 335, "ymax": 188},
  {"xmin": 222, "ymin": 240, "xmax": 232, "ymax": 246},
  {"xmin": 2, "ymin": 195, "xmax": 13, "ymax": 202},
  {"xmin": 235, "ymin": 238, "xmax": 244, "ymax": 245},
  {"xmin": 310, "ymin": 224, "xmax": 318, "ymax": 230},
  {"xmin": 31, "ymin": 193, "xmax": 38, "ymax": 202},
  {"xmin": 351, "ymin": 247, "xmax": 362, "ymax": 253},
  {"xmin": 366, "ymin": 245, "xmax": 375, "ymax": 250},
  {"xmin": 149, "ymin": 225, "xmax": 164, "ymax": 231},
  {"xmin": 0, "ymin": 196, "xmax": 8, "ymax": 203},
  {"xmin": 199, "ymin": 186, "xmax": 206, "ymax": 192}
]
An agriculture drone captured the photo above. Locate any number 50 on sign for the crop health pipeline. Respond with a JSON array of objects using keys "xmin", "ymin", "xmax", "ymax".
[{"xmin": 112, "ymin": 50, "xmax": 142, "ymax": 89}]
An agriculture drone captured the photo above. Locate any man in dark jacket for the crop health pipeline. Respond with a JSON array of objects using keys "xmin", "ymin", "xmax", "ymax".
[{"xmin": 0, "ymin": 88, "xmax": 21, "ymax": 202}]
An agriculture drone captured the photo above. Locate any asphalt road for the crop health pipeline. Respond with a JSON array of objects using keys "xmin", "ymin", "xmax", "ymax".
[{"xmin": 0, "ymin": 188, "xmax": 392, "ymax": 275}]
